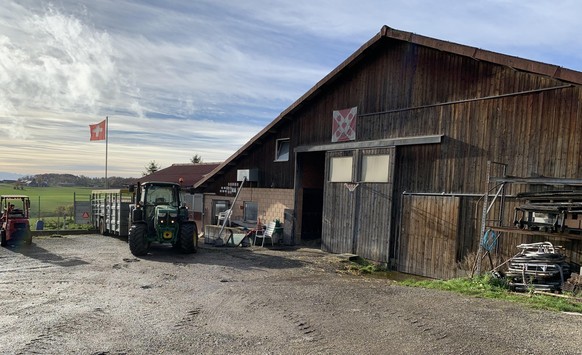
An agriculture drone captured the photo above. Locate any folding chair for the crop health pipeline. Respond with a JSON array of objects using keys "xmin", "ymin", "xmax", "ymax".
[{"xmin": 254, "ymin": 221, "xmax": 276, "ymax": 247}]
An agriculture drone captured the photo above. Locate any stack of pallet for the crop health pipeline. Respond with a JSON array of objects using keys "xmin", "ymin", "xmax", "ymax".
[{"xmin": 506, "ymin": 242, "xmax": 571, "ymax": 292}]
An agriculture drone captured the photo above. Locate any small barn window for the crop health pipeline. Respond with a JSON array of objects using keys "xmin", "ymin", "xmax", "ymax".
[
  {"xmin": 275, "ymin": 138, "xmax": 290, "ymax": 162},
  {"xmin": 243, "ymin": 201, "xmax": 258, "ymax": 223},
  {"xmin": 329, "ymin": 156, "xmax": 353, "ymax": 182},
  {"xmin": 362, "ymin": 154, "xmax": 390, "ymax": 182}
]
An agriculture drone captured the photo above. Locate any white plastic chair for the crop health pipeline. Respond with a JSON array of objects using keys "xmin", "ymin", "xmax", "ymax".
[
  {"xmin": 254, "ymin": 221, "xmax": 276, "ymax": 247},
  {"xmin": 217, "ymin": 209, "xmax": 232, "ymax": 227}
]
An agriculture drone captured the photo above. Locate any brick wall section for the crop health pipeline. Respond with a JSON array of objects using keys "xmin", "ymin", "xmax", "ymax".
[{"xmin": 203, "ymin": 188, "xmax": 294, "ymax": 227}]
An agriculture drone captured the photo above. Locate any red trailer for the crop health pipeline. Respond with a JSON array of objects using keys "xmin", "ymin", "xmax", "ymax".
[{"xmin": 1, "ymin": 195, "xmax": 32, "ymax": 247}]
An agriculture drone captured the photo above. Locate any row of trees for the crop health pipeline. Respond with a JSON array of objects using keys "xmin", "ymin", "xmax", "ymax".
[{"xmin": 17, "ymin": 155, "xmax": 205, "ymax": 187}]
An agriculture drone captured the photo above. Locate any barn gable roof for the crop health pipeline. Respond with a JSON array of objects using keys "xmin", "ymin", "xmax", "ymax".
[{"xmin": 195, "ymin": 25, "xmax": 582, "ymax": 189}]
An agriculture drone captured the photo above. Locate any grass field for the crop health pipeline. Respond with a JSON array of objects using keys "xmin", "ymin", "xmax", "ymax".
[{"xmin": 0, "ymin": 183, "xmax": 93, "ymax": 218}]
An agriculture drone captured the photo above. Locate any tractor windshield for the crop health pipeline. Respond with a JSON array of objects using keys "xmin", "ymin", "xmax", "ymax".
[
  {"xmin": 145, "ymin": 185, "xmax": 178, "ymax": 207},
  {"xmin": 1, "ymin": 196, "xmax": 29, "ymax": 219}
]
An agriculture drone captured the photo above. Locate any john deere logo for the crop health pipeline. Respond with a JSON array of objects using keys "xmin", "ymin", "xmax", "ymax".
[{"xmin": 163, "ymin": 231, "xmax": 173, "ymax": 239}]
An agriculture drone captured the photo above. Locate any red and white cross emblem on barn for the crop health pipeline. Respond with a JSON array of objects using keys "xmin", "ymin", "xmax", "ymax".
[{"xmin": 332, "ymin": 106, "xmax": 357, "ymax": 142}]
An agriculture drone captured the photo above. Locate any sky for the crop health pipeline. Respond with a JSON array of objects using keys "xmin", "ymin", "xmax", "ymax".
[{"xmin": 2, "ymin": 1, "xmax": 582, "ymax": 179}]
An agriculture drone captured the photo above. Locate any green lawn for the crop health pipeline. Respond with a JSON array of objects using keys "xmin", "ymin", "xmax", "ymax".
[{"xmin": 0, "ymin": 183, "xmax": 93, "ymax": 218}]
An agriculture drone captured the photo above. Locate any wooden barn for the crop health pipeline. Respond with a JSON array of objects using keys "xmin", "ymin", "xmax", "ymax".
[{"xmin": 196, "ymin": 25, "xmax": 582, "ymax": 279}]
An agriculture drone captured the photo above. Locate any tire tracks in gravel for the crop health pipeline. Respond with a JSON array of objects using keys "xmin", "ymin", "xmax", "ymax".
[
  {"xmin": 242, "ymin": 283, "xmax": 335, "ymax": 354},
  {"xmin": 16, "ymin": 307, "xmax": 130, "ymax": 355},
  {"xmin": 357, "ymin": 291, "xmax": 464, "ymax": 353},
  {"xmin": 173, "ymin": 307, "xmax": 202, "ymax": 330},
  {"xmin": 169, "ymin": 276, "xmax": 334, "ymax": 354}
]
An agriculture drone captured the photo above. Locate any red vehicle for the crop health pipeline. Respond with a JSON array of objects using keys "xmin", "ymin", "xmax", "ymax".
[{"xmin": 0, "ymin": 195, "xmax": 32, "ymax": 247}]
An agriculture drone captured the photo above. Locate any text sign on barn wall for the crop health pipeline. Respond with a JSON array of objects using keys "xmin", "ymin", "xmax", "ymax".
[{"xmin": 332, "ymin": 106, "xmax": 357, "ymax": 142}]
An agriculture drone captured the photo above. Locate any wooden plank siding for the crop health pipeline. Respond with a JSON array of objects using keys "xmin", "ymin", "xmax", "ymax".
[{"xmin": 399, "ymin": 195, "xmax": 461, "ymax": 279}]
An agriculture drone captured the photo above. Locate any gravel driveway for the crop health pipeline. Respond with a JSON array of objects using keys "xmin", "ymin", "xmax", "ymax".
[{"xmin": 0, "ymin": 234, "xmax": 581, "ymax": 354}]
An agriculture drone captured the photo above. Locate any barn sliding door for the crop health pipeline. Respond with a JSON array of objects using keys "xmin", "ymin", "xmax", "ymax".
[
  {"xmin": 322, "ymin": 148, "xmax": 395, "ymax": 262},
  {"xmin": 354, "ymin": 148, "xmax": 395, "ymax": 261},
  {"xmin": 321, "ymin": 150, "xmax": 356, "ymax": 254}
]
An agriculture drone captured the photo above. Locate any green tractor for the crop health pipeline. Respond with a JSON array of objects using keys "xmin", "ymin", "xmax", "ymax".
[{"xmin": 128, "ymin": 181, "xmax": 197, "ymax": 256}]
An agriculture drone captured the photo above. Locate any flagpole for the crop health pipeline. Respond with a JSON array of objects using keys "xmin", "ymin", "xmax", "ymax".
[{"xmin": 105, "ymin": 116, "xmax": 109, "ymax": 189}]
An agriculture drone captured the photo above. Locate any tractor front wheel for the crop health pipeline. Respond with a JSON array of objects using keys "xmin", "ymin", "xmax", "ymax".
[
  {"xmin": 1, "ymin": 230, "xmax": 6, "ymax": 247},
  {"xmin": 179, "ymin": 223, "xmax": 197, "ymax": 254},
  {"xmin": 128, "ymin": 223, "xmax": 149, "ymax": 256}
]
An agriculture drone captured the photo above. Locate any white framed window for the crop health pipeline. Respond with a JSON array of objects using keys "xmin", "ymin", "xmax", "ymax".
[
  {"xmin": 362, "ymin": 154, "xmax": 390, "ymax": 182},
  {"xmin": 275, "ymin": 138, "xmax": 290, "ymax": 162},
  {"xmin": 329, "ymin": 156, "xmax": 353, "ymax": 182}
]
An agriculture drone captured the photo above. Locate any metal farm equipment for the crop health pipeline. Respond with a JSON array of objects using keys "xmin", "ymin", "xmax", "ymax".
[
  {"xmin": 0, "ymin": 195, "xmax": 32, "ymax": 247},
  {"xmin": 513, "ymin": 191, "xmax": 582, "ymax": 233},
  {"xmin": 506, "ymin": 242, "xmax": 571, "ymax": 292}
]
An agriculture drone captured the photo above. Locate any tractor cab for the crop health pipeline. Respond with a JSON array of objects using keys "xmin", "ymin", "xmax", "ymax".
[{"xmin": 0, "ymin": 195, "xmax": 32, "ymax": 247}]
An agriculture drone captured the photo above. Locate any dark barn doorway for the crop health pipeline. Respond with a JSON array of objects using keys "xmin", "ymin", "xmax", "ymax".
[{"xmin": 298, "ymin": 151, "xmax": 325, "ymax": 242}]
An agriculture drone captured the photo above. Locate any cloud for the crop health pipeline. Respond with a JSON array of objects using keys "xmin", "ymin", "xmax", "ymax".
[
  {"xmin": 6, "ymin": 117, "xmax": 29, "ymax": 140},
  {"xmin": 0, "ymin": 4, "xmax": 120, "ymax": 117},
  {"xmin": 3, "ymin": 0, "xmax": 582, "ymax": 178}
]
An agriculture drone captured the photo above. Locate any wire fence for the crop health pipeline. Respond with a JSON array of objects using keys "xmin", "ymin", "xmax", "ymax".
[{"xmin": 29, "ymin": 193, "xmax": 93, "ymax": 231}]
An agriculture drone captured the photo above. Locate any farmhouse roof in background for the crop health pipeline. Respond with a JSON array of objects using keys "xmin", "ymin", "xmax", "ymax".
[
  {"xmin": 141, "ymin": 163, "xmax": 220, "ymax": 187},
  {"xmin": 195, "ymin": 25, "xmax": 582, "ymax": 189}
]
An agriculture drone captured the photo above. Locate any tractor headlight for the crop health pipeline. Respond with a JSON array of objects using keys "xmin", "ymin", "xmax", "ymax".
[
  {"xmin": 158, "ymin": 212, "xmax": 167, "ymax": 225},
  {"xmin": 169, "ymin": 212, "xmax": 178, "ymax": 224}
]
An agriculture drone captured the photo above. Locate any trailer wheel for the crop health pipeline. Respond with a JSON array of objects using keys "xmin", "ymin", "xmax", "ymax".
[
  {"xmin": 128, "ymin": 224, "xmax": 149, "ymax": 256},
  {"xmin": 1, "ymin": 230, "xmax": 6, "ymax": 247},
  {"xmin": 179, "ymin": 223, "xmax": 197, "ymax": 254},
  {"xmin": 99, "ymin": 218, "xmax": 108, "ymax": 236}
]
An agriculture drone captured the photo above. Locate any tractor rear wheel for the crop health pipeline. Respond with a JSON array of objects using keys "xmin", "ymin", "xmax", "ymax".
[
  {"xmin": 179, "ymin": 223, "xmax": 197, "ymax": 254},
  {"xmin": 128, "ymin": 224, "xmax": 149, "ymax": 256},
  {"xmin": 1, "ymin": 230, "xmax": 6, "ymax": 247},
  {"xmin": 24, "ymin": 230, "xmax": 32, "ymax": 245}
]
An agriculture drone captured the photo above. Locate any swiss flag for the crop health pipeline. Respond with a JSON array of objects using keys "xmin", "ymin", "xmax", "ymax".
[{"xmin": 89, "ymin": 119, "xmax": 106, "ymax": 141}]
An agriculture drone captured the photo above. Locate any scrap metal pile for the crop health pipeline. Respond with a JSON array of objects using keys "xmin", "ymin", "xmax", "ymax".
[
  {"xmin": 506, "ymin": 242, "xmax": 571, "ymax": 292},
  {"xmin": 513, "ymin": 191, "xmax": 582, "ymax": 233}
]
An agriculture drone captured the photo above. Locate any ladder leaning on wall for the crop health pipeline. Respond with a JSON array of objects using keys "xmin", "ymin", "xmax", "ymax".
[{"xmin": 216, "ymin": 176, "xmax": 247, "ymax": 244}]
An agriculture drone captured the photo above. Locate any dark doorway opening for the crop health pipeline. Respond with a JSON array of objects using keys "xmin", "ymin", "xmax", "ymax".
[
  {"xmin": 302, "ymin": 188, "xmax": 323, "ymax": 240},
  {"xmin": 298, "ymin": 151, "xmax": 325, "ymax": 243}
]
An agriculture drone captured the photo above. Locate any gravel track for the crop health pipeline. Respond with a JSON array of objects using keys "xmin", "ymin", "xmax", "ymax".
[{"xmin": 0, "ymin": 234, "xmax": 581, "ymax": 354}]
